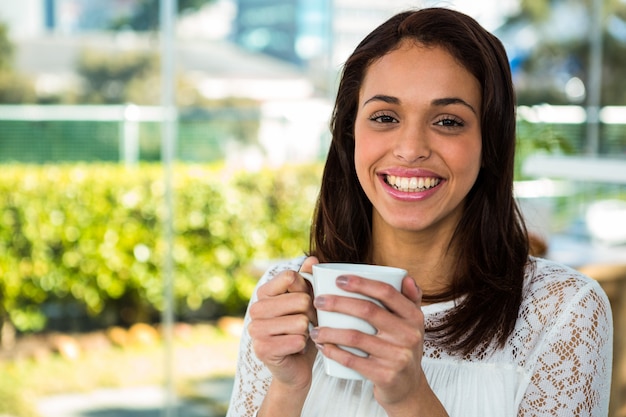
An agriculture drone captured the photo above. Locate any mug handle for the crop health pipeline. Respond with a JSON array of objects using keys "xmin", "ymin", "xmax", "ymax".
[
  {"xmin": 299, "ymin": 271, "xmax": 314, "ymax": 285},
  {"xmin": 298, "ymin": 271, "xmax": 316, "ymax": 333}
]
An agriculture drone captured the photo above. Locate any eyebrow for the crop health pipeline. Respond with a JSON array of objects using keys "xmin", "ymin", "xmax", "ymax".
[
  {"xmin": 432, "ymin": 97, "xmax": 477, "ymax": 115},
  {"xmin": 362, "ymin": 94, "xmax": 400, "ymax": 107},
  {"xmin": 362, "ymin": 94, "xmax": 477, "ymax": 115}
]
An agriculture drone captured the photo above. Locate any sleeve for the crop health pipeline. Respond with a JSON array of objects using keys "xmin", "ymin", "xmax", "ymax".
[
  {"xmin": 518, "ymin": 280, "xmax": 613, "ymax": 417},
  {"xmin": 225, "ymin": 258, "xmax": 306, "ymax": 417}
]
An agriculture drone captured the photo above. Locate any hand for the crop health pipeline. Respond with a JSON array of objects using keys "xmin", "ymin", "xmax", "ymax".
[
  {"xmin": 310, "ymin": 275, "xmax": 438, "ymax": 413},
  {"xmin": 248, "ymin": 256, "xmax": 319, "ymax": 390}
]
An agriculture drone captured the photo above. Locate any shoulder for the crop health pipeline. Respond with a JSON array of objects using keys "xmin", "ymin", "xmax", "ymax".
[
  {"xmin": 516, "ymin": 258, "xmax": 613, "ymax": 416},
  {"xmin": 516, "ymin": 256, "xmax": 612, "ymax": 346},
  {"xmin": 523, "ymin": 256, "xmax": 609, "ymax": 308}
]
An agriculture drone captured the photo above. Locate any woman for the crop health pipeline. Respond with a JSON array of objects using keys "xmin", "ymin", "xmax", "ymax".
[{"xmin": 226, "ymin": 8, "xmax": 612, "ymax": 417}]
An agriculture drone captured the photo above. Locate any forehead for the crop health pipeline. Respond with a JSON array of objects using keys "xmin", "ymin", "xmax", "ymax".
[{"xmin": 359, "ymin": 40, "xmax": 481, "ymax": 109}]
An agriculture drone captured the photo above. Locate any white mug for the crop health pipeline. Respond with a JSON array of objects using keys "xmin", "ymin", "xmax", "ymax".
[{"xmin": 300, "ymin": 263, "xmax": 407, "ymax": 380}]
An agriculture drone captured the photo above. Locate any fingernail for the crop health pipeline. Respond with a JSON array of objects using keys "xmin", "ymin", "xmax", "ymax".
[
  {"xmin": 314, "ymin": 296, "xmax": 326, "ymax": 308},
  {"xmin": 309, "ymin": 327, "xmax": 319, "ymax": 340},
  {"xmin": 315, "ymin": 343, "xmax": 324, "ymax": 352},
  {"xmin": 336, "ymin": 275, "xmax": 349, "ymax": 287}
]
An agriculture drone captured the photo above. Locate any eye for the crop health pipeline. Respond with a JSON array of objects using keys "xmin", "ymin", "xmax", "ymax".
[
  {"xmin": 369, "ymin": 112, "xmax": 399, "ymax": 124},
  {"xmin": 434, "ymin": 115, "xmax": 464, "ymax": 128}
]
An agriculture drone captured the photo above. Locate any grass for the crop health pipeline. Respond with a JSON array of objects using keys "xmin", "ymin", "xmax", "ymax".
[{"xmin": 0, "ymin": 321, "xmax": 241, "ymax": 417}]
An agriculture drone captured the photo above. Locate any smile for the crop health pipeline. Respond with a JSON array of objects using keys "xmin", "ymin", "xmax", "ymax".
[{"xmin": 384, "ymin": 175, "xmax": 441, "ymax": 192}]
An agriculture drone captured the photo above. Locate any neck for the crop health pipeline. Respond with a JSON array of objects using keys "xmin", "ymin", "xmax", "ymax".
[{"xmin": 369, "ymin": 223, "xmax": 458, "ymax": 298}]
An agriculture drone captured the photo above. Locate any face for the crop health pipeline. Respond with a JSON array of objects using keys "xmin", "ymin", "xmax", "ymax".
[{"xmin": 354, "ymin": 40, "xmax": 482, "ymax": 239}]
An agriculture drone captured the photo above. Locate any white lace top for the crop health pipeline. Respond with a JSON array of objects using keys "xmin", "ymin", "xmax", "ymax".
[{"xmin": 226, "ymin": 257, "xmax": 613, "ymax": 417}]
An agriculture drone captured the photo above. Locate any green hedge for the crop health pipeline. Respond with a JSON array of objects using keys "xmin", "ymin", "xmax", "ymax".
[{"xmin": 0, "ymin": 163, "xmax": 322, "ymax": 332}]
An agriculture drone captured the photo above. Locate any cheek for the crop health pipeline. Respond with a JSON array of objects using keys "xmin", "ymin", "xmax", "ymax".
[
  {"xmin": 353, "ymin": 125, "xmax": 367, "ymax": 171},
  {"xmin": 453, "ymin": 141, "xmax": 482, "ymax": 183},
  {"xmin": 353, "ymin": 140, "xmax": 371, "ymax": 187},
  {"xmin": 353, "ymin": 128, "xmax": 383, "ymax": 190},
  {"xmin": 354, "ymin": 121, "xmax": 386, "ymax": 163}
]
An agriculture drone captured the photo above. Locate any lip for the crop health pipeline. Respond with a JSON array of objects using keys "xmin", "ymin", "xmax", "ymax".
[
  {"xmin": 377, "ymin": 168, "xmax": 444, "ymax": 201},
  {"xmin": 382, "ymin": 167, "xmax": 440, "ymax": 178}
]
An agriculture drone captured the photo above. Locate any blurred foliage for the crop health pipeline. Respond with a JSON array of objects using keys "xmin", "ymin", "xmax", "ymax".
[
  {"xmin": 516, "ymin": 0, "xmax": 552, "ymax": 21},
  {"xmin": 0, "ymin": 163, "xmax": 321, "ymax": 335},
  {"xmin": 515, "ymin": 119, "xmax": 576, "ymax": 180},
  {"xmin": 0, "ymin": 15, "xmax": 259, "ymax": 110},
  {"xmin": 0, "ymin": 22, "xmax": 36, "ymax": 104},
  {"xmin": 510, "ymin": 0, "xmax": 626, "ymax": 105},
  {"xmin": 109, "ymin": 0, "xmax": 216, "ymax": 31},
  {"xmin": 73, "ymin": 47, "xmax": 262, "ymax": 120},
  {"xmin": 77, "ymin": 49, "xmax": 158, "ymax": 104},
  {"xmin": 517, "ymin": 33, "xmax": 626, "ymax": 105},
  {"xmin": 596, "ymin": 33, "xmax": 626, "ymax": 105},
  {"xmin": 0, "ymin": 71, "xmax": 36, "ymax": 104},
  {"xmin": 0, "ymin": 22, "xmax": 13, "ymax": 71}
]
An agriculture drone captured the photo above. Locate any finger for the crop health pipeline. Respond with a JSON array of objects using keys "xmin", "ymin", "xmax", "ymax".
[
  {"xmin": 250, "ymin": 291, "xmax": 313, "ymax": 320},
  {"xmin": 276, "ymin": 255, "xmax": 318, "ymax": 305},
  {"xmin": 321, "ymin": 338, "xmax": 418, "ymax": 388},
  {"xmin": 250, "ymin": 314, "xmax": 314, "ymax": 362},
  {"xmin": 314, "ymin": 296, "xmax": 399, "ymax": 344},
  {"xmin": 314, "ymin": 289, "xmax": 422, "ymax": 346},
  {"xmin": 312, "ymin": 326, "xmax": 374, "ymax": 354},
  {"xmin": 316, "ymin": 338, "xmax": 370, "ymax": 373},
  {"xmin": 288, "ymin": 255, "xmax": 319, "ymax": 295},
  {"xmin": 257, "ymin": 269, "xmax": 302, "ymax": 298},
  {"xmin": 313, "ymin": 326, "xmax": 421, "ymax": 376},
  {"xmin": 334, "ymin": 274, "xmax": 414, "ymax": 315},
  {"xmin": 312, "ymin": 327, "xmax": 390, "ymax": 377},
  {"xmin": 401, "ymin": 276, "xmax": 422, "ymax": 307},
  {"xmin": 253, "ymin": 333, "xmax": 311, "ymax": 361},
  {"xmin": 249, "ymin": 314, "xmax": 311, "ymax": 339}
]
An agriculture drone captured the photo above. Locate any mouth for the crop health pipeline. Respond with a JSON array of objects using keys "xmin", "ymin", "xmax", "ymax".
[{"xmin": 384, "ymin": 174, "xmax": 441, "ymax": 192}]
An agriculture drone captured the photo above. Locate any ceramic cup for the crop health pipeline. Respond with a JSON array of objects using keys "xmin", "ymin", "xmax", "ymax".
[{"xmin": 300, "ymin": 263, "xmax": 407, "ymax": 380}]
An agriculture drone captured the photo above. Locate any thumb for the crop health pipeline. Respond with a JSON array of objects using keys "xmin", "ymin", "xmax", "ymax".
[{"xmin": 402, "ymin": 276, "xmax": 422, "ymax": 308}]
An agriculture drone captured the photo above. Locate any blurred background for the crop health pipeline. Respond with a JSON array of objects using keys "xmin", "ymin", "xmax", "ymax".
[{"xmin": 0, "ymin": 0, "xmax": 624, "ymax": 416}]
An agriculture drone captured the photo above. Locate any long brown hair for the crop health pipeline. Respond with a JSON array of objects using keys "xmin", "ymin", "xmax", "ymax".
[{"xmin": 309, "ymin": 8, "xmax": 529, "ymax": 356}]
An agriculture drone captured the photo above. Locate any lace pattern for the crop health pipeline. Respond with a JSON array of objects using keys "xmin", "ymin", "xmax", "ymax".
[
  {"xmin": 515, "ymin": 261, "xmax": 613, "ymax": 416},
  {"xmin": 225, "ymin": 257, "xmax": 613, "ymax": 417}
]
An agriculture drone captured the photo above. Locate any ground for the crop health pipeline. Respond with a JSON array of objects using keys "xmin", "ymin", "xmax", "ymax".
[{"xmin": 0, "ymin": 318, "xmax": 243, "ymax": 417}]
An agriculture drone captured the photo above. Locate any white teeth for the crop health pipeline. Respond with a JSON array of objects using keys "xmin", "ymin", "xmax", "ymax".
[{"xmin": 386, "ymin": 175, "xmax": 440, "ymax": 192}]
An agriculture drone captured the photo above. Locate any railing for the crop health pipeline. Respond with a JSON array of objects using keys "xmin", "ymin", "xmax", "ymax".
[{"xmin": 0, "ymin": 104, "xmax": 261, "ymax": 165}]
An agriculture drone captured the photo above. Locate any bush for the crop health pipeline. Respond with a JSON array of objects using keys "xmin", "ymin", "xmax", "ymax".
[{"xmin": 0, "ymin": 163, "xmax": 322, "ymax": 334}]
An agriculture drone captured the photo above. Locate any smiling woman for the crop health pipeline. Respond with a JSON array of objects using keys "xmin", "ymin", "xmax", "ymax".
[
  {"xmin": 354, "ymin": 42, "xmax": 482, "ymax": 242},
  {"xmin": 226, "ymin": 7, "xmax": 613, "ymax": 417}
]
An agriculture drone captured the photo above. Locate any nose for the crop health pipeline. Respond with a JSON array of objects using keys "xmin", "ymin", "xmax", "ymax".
[{"xmin": 393, "ymin": 125, "xmax": 431, "ymax": 163}]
